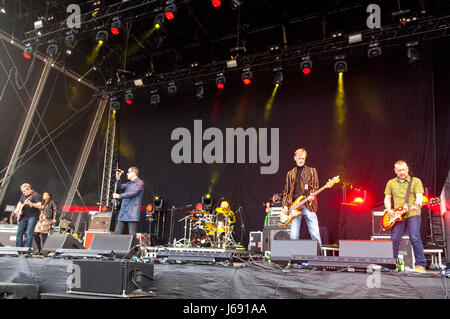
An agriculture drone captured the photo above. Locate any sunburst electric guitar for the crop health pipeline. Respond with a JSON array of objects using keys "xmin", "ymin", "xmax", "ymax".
[
  {"xmin": 15, "ymin": 195, "xmax": 33, "ymax": 222},
  {"xmin": 381, "ymin": 197, "xmax": 440, "ymax": 230},
  {"xmin": 280, "ymin": 176, "xmax": 340, "ymax": 227}
]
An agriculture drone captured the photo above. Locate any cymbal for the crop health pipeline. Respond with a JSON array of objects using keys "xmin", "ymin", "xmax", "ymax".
[{"xmin": 187, "ymin": 211, "xmax": 208, "ymax": 214}]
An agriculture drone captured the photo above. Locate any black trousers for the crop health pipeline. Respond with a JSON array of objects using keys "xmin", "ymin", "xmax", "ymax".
[{"xmin": 114, "ymin": 221, "xmax": 138, "ymax": 235}]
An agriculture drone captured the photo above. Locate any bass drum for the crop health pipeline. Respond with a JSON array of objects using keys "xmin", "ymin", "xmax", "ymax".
[{"xmin": 191, "ymin": 224, "xmax": 212, "ymax": 247}]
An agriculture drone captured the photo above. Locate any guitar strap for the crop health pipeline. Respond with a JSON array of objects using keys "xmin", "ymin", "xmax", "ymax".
[{"xmin": 404, "ymin": 175, "xmax": 413, "ymax": 208}]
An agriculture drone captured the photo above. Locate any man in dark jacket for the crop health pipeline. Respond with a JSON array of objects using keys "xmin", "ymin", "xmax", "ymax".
[{"xmin": 112, "ymin": 166, "xmax": 144, "ymax": 235}]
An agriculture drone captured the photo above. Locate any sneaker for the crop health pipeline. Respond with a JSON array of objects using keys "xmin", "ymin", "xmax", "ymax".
[{"xmin": 414, "ymin": 265, "xmax": 426, "ymax": 273}]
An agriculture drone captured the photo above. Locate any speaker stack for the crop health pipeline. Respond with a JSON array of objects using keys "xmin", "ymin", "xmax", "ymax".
[{"xmin": 262, "ymin": 226, "xmax": 290, "ymax": 252}]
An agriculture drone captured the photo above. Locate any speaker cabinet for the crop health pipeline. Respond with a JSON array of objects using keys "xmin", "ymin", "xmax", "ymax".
[
  {"xmin": 0, "ymin": 283, "xmax": 39, "ymax": 299},
  {"xmin": 70, "ymin": 260, "xmax": 154, "ymax": 296},
  {"xmin": 339, "ymin": 240, "xmax": 394, "ymax": 258},
  {"xmin": 271, "ymin": 240, "xmax": 320, "ymax": 262},
  {"xmin": 263, "ymin": 226, "xmax": 290, "ymax": 252},
  {"xmin": 42, "ymin": 234, "xmax": 83, "ymax": 252},
  {"xmin": 371, "ymin": 236, "xmax": 413, "ymax": 268},
  {"xmin": 90, "ymin": 234, "xmax": 138, "ymax": 257}
]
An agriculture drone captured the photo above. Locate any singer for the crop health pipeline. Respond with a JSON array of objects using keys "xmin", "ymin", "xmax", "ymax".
[{"xmin": 112, "ymin": 166, "xmax": 144, "ymax": 235}]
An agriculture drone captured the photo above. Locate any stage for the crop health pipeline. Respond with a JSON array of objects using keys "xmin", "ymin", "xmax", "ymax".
[{"xmin": 0, "ymin": 253, "xmax": 448, "ymax": 299}]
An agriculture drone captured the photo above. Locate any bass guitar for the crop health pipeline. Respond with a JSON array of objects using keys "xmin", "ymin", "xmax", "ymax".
[
  {"xmin": 280, "ymin": 176, "xmax": 340, "ymax": 227},
  {"xmin": 381, "ymin": 197, "xmax": 440, "ymax": 230},
  {"xmin": 15, "ymin": 195, "xmax": 33, "ymax": 222}
]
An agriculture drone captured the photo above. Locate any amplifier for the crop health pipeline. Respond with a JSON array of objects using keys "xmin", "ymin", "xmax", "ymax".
[
  {"xmin": 372, "ymin": 211, "xmax": 391, "ymax": 236},
  {"xmin": 0, "ymin": 224, "xmax": 17, "ymax": 247},
  {"xmin": 88, "ymin": 212, "xmax": 113, "ymax": 231},
  {"xmin": 372, "ymin": 235, "xmax": 414, "ymax": 269},
  {"xmin": 263, "ymin": 226, "xmax": 290, "ymax": 252},
  {"xmin": 266, "ymin": 215, "xmax": 283, "ymax": 227}
]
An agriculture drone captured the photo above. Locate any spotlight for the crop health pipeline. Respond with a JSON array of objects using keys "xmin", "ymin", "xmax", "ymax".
[
  {"xmin": 195, "ymin": 81, "xmax": 204, "ymax": 100},
  {"xmin": 153, "ymin": 195, "xmax": 163, "ymax": 209},
  {"xmin": 242, "ymin": 68, "xmax": 253, "ymax": 85},
  {"xmin": 65, "ymin": 31, "xmax": 76, "ymax": 49},
  {"xmin": 300, "ymin": 56, "xmax": 312, "ymax": 75},
  {"xmin": 273, "ymin": 66, "xmax": 283, "ymax": 86},
  {"xmin": 150, "ymin": 90, "xmax": 160, "ymax": 106},
  {"xmin": 334, "ymin": 55, "xmax": 347, "ymax": 73},
  {"xmin": 0, "ymin": 7, "xmax": 6, "ymax": 14},
  {"xmin": 46, "ymin": 43, "xmax": 58, "ymax": 57},
  {"xmin": 145, "ymin": 203, "xmax": 155, "ymax": 221},
  {"xmin": 23, "ymin": 44, "xmax": 33, "ymax": 60},
  {"xmin": 110, "ymin": 97, "xmax": 120, "ymax": 113},
  {"xmin": 231, "ymin": 0, "xmax": 242, "ymax": 9},
  {"xmin": 164, "ymin": 1, "xmax": 177, "ymax": 21},
  {"xmin": 216, "ymin": 73, "xmax": 226, "ymax": 89},
  {"xmin": 96, "ymin": 30, "xmax": 108, "ymax": 44},
  {"xmin": 124, "ymin": 90, "xmax": 134, "ymax": 105},
  {"xmin": 406, "ymin": 41, "xmax": 419, "ymax": 64},
  {"xmin": 154, "ymin": 13, "xmax": 164, "ymax": 29},
  {"xmin": 211, "ymin": 0, "xmax": 222, "ymax": 7},
  {"xmin": 110, "ymin": 17, "xmax": 122, "ymax": 35},
  {"xmin": 367, "ymin": 42, "xmax": 382, "ymax": 57},
  {"xmin": 167, "ymin": 81, "xmax": 177, "ymax": 95},
  {"xmin": 202, "ymin": 194, "xmax": 212, "ymax": 211}
]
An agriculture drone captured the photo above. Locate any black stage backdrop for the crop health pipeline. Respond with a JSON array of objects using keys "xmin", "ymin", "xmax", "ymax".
[{"xmin": 117, "ymin": 41, "xmax": 450, "ymax": 245}]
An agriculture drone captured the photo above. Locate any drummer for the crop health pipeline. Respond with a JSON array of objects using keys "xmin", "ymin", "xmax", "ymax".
[{"xmin": 215, "ymin": 201, "xmax": 236, "ymax": 225}]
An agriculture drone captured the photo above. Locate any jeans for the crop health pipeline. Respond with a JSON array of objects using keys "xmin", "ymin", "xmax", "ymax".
[
  {"xmin": 390, "ymin": 215, "xmax": 426, "ymax": 267},
  {"xmin": 114, "ymin": 221, "xmax": 138, "ymax": 235},
  {"xmin": 289, "ymin": 205, "xmax": 322, "ymax": 249},
  {"xmin": 16, "ymin": 216, "xmax": 38, "ymax": 247}
]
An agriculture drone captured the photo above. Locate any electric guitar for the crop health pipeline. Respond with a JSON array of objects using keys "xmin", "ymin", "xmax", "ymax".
[
  {"xmin": 280, "ymin": 176, "xmax": 340, "ymax": 227},
  {"xmin": 15, "ymin": 195, "xmax": 33, "ymax": 222},
  {"xmin": 381, "ymin": 197, "xmax": 440, "ymax": 230}
]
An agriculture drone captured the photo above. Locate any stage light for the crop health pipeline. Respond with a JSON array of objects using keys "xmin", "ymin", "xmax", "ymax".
[
  {"xmin": 406, "ymin": 41, "xmax": 419, "ymax": 64},
  {"xmin": 23, "ymin": 44, "xmax": 33, "ymax": 60},
  {"xmin": 273, "ymin": 66, "xmax": 283, "ymax": 85},
  {"xmin": 65, "ymin": 31, "xmax": 76, "ymax": 49},
  {"xmin": 96, "ymin": 30, "xmax": 108, "ymax": 45},
  {"xmin": 367, "ymin": 42, "xmax": 382, "ymax": 57},
  {"xmin": 334, "ymin": 55, "xmax": 347, "ymax": 73},
  {"xmin": 0, "ymin": 7, "xmax": 6, "ymax": 14},
  {"xmin": 195, "ymin": 81, "xmax": 204, "ymax": 100},
  {"xmin": 154, "ymin": 13, "xmax": 164, "ymax": 29},
  {"xmin": 202, "ymin": 194, "xmax": 213, "ymax": 211},
  {"xmin": 46, "ymin": 43, "xmax": 58, "ymax": 58},
  {"xmin": 110, "ymin": 17, "xmax": 122, "ymax": 35},
  {"xmin": 167, "ymin": 81, "xmax": 177, "ymax": 95},
  {"xmin": 124, "ymin": 90, "xmax": 134, "ymax": 104},
  {"xmin": 110, "ymin": 97, "xmax": 120, "ymax": 114},
  {"xmin": 300, "ymin": 56, "xmax": 312, "ymax": 75},
  {"xmin": 150, "ymin": 90, "xmax": 160, "ymax": 106},
  {"xmin": 211, "ymin": 0, "xmax": 222, "ymax": 7},
  {"xmin": 164, "ymin": 1, "xmax": 177, "ymax": 21},
  {"xmin": 242, "ymin": 68, "xmax": 253, "ymax": 85},
  {"xmin": 153, "ymin": 196, "xmax": 163, "ymax": 209},
  {"xmin": 216, "ymin": 73, "xmax": 226, "ymax": 89}
]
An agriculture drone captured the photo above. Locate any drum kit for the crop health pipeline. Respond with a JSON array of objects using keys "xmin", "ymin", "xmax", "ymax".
[{"xmin": 178, "ymin": 207, "xmax": 236, "ymax": 249}]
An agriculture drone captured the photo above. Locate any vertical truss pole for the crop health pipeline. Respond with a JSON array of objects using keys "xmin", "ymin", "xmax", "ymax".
[
  {"xmin": 100, "ymin": 106, "xmax": 118, "ymax": 207},
  {"xmin": 0, "ymin": 60, "xmax": 52, "ymax": 206},
  {"xmin": 62, "ymin": 96, "xmax": 109, "ymax": 211}
]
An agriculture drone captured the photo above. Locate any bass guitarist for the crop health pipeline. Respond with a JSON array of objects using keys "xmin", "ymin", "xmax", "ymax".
[
  {"xmin": 14, "ymin": 183, "xmax": 42, "ymax": 248},
  {"xmin": 384, "ymin": 160, "xmax": 426, "ymax": 272},
  {"xmin": 281, "ymin": 148, "xmax": 322, "ymax": 250}
]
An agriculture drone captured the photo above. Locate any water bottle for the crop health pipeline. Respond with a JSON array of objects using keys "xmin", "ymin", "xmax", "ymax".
[{"xmin": 397, "ymin": 254, "xmax": 405, "ymax": 272}]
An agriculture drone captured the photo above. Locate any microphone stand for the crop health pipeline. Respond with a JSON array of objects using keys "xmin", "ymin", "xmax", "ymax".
[{"xmin": 236, "ymin": 206, "xmax": 244, "ymax": 246}]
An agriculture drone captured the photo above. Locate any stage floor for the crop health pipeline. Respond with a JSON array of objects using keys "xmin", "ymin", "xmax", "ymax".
[{"xmin": 0, "ymin": 255, "xmax": 448, "ymax": 299}]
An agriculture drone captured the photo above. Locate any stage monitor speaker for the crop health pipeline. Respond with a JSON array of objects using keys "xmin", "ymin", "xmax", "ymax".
[
  {"xmin": 263, "ymin": 226, "xmax": 290, "ymax": 252},
  {"xmin": 271, "ymin": 240, "xmax": 320, "ymax": 262},
  {"xmin": 90, "ymin": 234, "xmax": 138, "ymax": 257},
  {"xmin": 339, "ymin": 240, "xmax": 393, "ymax": 258},
  {"xmin": 70, "ymin": 260, "xmax": 154, "ymax": 296},
  {"xmin": 42, "ymin": 234, "xmax": 83, "ymax": 252},
  {"xmin": 0, "ymin": 224, "xmax": 18, "ymax": 247}
]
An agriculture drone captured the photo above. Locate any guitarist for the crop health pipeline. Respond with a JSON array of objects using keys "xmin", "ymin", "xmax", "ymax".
[
  {"xmin": 384, "ymin": 160, "xmax": 426, "ymax": 273},
  {"xmin": 14, "ymin": 183, "xmax": 42, "ymax": 248},
  {"xmin": 281, "ymin": 148, "xmax": 322, "ymax": 250}
]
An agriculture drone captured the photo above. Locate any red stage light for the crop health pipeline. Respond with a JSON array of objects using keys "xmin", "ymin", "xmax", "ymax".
[
  {"xmin": 212, "ymin": 0, "xmax": 222, "ymax": 7},
  {"xmin": 302, "ymin": 67, "xmax": 311, "ymax": 75},
  {"xmin": 146, "ymin": 204, "xmax": 154, "ymax": 212},
  {"xmin": 165, "ymin": 11, "xmax": 175, "ymax": 20},
  {"xmin": 243, "ymin": 78, "xmax": 251, "ymax": 85},
  {"xmin": 352, "ymin": 197, "xmax": 365, "ymax": 204},
  {"xmin": 125, "ymin": 99, "xmax": 133, "ymax": 105},
  {"xmin": 110, "ymin": 27, "xmax": 120, "ymax": 35},
  {"xmin": 217, "ymin": 82, "xmax": 224, "ymax": 89},
  {"xmin": 23, "ymin": 52, "xmax": 31, "ymax": 59}
]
